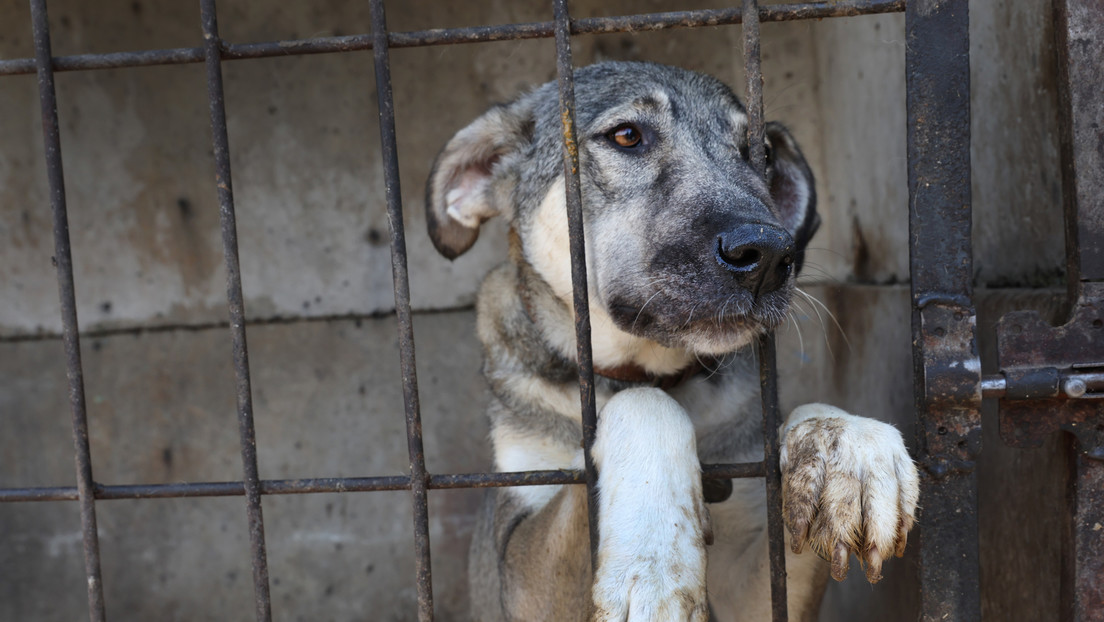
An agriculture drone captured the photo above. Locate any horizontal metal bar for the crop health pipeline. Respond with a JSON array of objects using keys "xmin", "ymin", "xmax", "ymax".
[
  {"xmin": 980, "ymin": 375, "xmax": 1006, "ymax": 398},
  {"xmin": 0, "ymin": 462, "xmax": 764, "ymax": 502},
  {"xmin": 0, "ymin": 1, "xmax": 904, "ymax": 76},
  {"xmin": 701, "ymin": 461, "xmax": 766, "ymax": 479},
  {"xmin": 980, "ymin": 372, "xmax": 1104, "ymax": 399}
]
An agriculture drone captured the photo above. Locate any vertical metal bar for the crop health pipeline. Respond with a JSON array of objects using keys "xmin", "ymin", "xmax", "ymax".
[
  {"xmin": 743, "ymin": 2, "xmax": 788, "ymax": 620},
  {"xmin": 742, "ymin": 1, "xmax": 767, "ymax": 177},
  {"xmin": 905, "ymin": 1, "xmax": 981, "ymax": 620},
  {"xmin": 28, "ymin": 1, "xmax": 108, "ymax": 619},
  {"xmin": 1053, "ymin": 0, "xmax": 1104, "ymax": 294},
  {"xmin": 1065, "ymin": 448, "xmax": 1104, "ymax": 621},
  {"xmin": 198, "ymin": 1, "xmax": 273, "ymax": 619},
  {"xmin": 367, "ymin": 2, "xmax": 435, "ymax": 619},
  {"xmin": 756, "ymin": 337, "xmax": 789, "ymax": 622},
  {"xmin": 1053, "ymin": 1, "xmax": 1104, "ymax": 618},
  {"xmin": 551, "ymin": 0, "xmax": 601, "ymax": 570}
]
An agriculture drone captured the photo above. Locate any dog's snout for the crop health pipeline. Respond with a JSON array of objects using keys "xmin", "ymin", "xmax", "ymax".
[{"xmin": 716, "ymin": 224, "xmax": 796, "ymax": 296}]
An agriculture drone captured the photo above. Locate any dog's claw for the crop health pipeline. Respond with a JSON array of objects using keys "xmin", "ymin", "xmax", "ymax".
[
  {"xmin": 863, "ymin": 545, "xmax": 884, "ymax": 584},
  {"xmin": 830, "ymin": 542, "xmax": 850, "ymax": 582},
  {"xmin": 894, "ymin": 514, "xmax": 912, "ymax": 558},
  {"xmin": 789, "ymin": 518, "xmax": 808, "ymax": 554}
]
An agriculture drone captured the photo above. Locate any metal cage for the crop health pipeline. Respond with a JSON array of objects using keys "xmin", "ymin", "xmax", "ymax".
[{"xmin": 2, "ymin": 0, "xmax": 1101, "ymax": 620}]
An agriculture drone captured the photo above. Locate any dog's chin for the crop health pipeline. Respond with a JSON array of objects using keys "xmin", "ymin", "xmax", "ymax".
[
  {"xmin": 605, "ymin": 283, "xmax": 792, "ymax": 355},
  {"xmin": 668, "ymin": 315, "xmax": 777, "ymax": 356},
  {"xmin": 676, "ymin": 320, "xmax": 766, "ymax": 356},
  {"xmin": 606, "ymin": 303, "xmax": 779, "ymax": 357}
]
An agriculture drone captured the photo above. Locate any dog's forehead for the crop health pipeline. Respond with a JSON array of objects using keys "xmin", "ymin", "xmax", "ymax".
[{"xmin": 572, "ymin": 62, "xmax": 747, "ymax": 130}]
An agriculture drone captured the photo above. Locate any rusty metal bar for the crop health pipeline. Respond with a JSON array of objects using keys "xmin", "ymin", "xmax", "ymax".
[
  {"xmin": 1052, "ymin": 0, "xmax": 1104, "ymax": 617},
  {"xmin": 551, "ymin": 0, "xmax": 602, "ymax": 573},
  {"xmin": 27, "ymin": 1, "xmax": 108, "ymax": 620},
  {"xmin": 367, "ymin": 1, "xmax": 435, "ymax": 619},
  {"xmin": 743, "ymin": 0, "xmax": 789, "ymax": 619},
  {"xmin": 0, "ymin": 462, "xmax": 766, "ymax": 503},
  {"xmin": 1054, "ymin": 0, "xmax": 1104, "ymax": 293},
  {"xmin": 1065, "ymin": 449, "xmax": 1104, "ymax": 621},
  {"xmin": 0, "ymin": 1, "xmax": 906, "ymax": 76},
  {"xmin": 981, "ymin": 371, "xmax": 1104, "ymax": 401},
  {"xmin": 905, "ymin": 1, "xmax": 981, "ymax": 620},
  {"xmin": 198, "ymin": 1, "xmax": 273, "ymax": 620}
]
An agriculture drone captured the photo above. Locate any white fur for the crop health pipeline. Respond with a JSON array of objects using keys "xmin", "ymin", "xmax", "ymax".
[
  {"xmin": 590, "ymin": 388, "xmax": 710, "ymax": 622},
  {"xmin": 493, "ymin": 424, "xmax": 581, "ymax": 510}
]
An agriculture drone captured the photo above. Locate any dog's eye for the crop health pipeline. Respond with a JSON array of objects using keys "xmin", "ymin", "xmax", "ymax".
[{"xmin": 607, "ymin": 124, "xmax": 642, "ymax": 149}]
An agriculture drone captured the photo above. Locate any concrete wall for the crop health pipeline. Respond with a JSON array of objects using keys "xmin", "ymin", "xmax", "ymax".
[{"xmin": 0, "ymin": 0, "xmax": 1068, "ymax": 620}]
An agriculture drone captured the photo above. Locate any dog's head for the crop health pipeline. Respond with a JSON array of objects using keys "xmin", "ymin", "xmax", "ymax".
[{"xmin": 426, "ymin": 62, "xmax": 818, "ymax": 357}]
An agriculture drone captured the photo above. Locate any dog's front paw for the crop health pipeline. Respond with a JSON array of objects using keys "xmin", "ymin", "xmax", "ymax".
[
  {"xmin": 780, "ymin": 404, "xmax": 919, "ymax": 584},
  {"xmin": 591, "ymin": 388, "xmax": 710, "ymax": 622}
]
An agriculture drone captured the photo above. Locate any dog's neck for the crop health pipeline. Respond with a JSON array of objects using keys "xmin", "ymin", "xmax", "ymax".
[{"xmin": 509, "ymin": 228, "xmax": 703, "ymax": 388}]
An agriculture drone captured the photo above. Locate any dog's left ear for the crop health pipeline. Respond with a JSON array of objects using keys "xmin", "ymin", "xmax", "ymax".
[
  {"xmin": 765, "ymin": 122, "xmax": 820, "ymax": 275},
  {"xmin": 425, "ymin": 102, "xmax": 533, "ymax": 260}
]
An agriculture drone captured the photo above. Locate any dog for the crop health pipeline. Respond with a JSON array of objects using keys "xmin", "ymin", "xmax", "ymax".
[{"xmin": 425, "ymin": 61, "xmax": 919, "ymax": 621}]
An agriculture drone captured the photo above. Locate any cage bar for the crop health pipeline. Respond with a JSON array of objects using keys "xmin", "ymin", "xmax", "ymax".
[
  {"xmin": 27, "ymin": 1, "xmax": 108, "ymax": 619},
  {"xmin": 550, "ymin": 0, "xmax": 603, "ymax": 571},
  {"xmin": 0, "ymin": 1, "xmax": 906, "ymax": 77},
  {"xmin": 198, "ymin": 1, "xmax": 274, "ymax": 619},
  {"xmin": 904, "ymin": 1, "xmax": 982, "ymax": 620},
  {"xmin": 367, "ymin": 1, "xmax": 436, "ymax": 619},
  {"xmin": 0, "ymin": 462, "xmax": 766, "ymax": 503},
  {"xmin": 742, "ymin": 0, "xmax": 790, "ymax": 619}
]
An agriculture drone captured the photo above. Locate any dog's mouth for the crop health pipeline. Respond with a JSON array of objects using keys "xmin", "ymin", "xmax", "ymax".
[{"xmin": 606, "ymin": 288, "xmax": 791, "ymax": 355}]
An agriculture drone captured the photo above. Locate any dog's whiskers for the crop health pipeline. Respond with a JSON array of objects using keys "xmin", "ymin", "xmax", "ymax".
[
  {"xmin": 632, "ymin": 289, "xmax": 667, "ymax": 332},
  {"xmin": 786, "ymin": 310, "xmax": 806, "ymax": 364},
  {"xmin": 790, "ymin": 290, "xmax": 832, "ymax": 356},
  {"xmin": 683, "ymin": 302, "xmax": 701, "ymax": 330},
  {"xmin": 796, "ymin": 287, "xmax": 853, "ymax": 354}
]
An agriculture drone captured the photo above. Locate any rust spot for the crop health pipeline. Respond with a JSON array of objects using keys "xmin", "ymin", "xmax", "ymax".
[{"xmin": 560, "ymin": 108, "xmax": 578, "ymax": 160}]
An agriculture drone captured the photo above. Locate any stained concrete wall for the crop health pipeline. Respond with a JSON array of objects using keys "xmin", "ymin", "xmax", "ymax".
[{"xmin": 0, "ymin": 0, "xmax": 1067, "ymax": 620}]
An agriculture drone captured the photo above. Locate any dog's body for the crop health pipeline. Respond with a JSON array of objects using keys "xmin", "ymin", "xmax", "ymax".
[{"xmin": 426, "ymin": 62, "xmax": 919, "ymax": 621}]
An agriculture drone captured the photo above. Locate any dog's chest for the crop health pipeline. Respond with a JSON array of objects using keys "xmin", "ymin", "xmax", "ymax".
[{"xmin": 667, "ymin": 369, "xmax": 761, "ymax": 431}]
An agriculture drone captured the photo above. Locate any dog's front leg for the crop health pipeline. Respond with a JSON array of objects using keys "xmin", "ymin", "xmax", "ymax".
[{"xmin": 590, "ymin": 387, "xmax": 711, "ymax": 622}]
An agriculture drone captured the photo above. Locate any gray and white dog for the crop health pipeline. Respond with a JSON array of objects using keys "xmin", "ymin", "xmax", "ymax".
[{"xmin": 426, "ymin": 62, "xmax": 919, "ymax": 621}]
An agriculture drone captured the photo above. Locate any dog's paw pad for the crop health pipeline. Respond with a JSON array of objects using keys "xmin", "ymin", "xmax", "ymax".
[{"xmin": 780, "ymin": 404, "xmax": 920, "ymax": 584}]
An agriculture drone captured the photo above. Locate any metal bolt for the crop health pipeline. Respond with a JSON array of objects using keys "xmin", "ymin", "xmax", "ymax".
[{"xmin": 1064, "ymin": 377, "xmax": 1088, "ymax": 398}]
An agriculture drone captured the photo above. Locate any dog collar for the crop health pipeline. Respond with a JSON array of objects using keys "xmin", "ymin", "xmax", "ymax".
[{"xmin": 593, "ymin": 360, "xmax": 709, "ymax": 390}]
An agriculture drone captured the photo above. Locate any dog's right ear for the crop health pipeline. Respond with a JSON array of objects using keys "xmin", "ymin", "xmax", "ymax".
[{"xmin": 425, "ymin": 102, "xmax": 533, "ymax": 260}]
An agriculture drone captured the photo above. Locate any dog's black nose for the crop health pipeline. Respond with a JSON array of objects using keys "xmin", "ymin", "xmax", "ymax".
[{"xmin": 716, "ymin": 224, "xmax": 796, "ymax": 297}]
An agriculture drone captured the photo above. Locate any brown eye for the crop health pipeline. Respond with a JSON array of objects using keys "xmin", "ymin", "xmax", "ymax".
[{"xmin": 608, "ymin": 124, "xmax": 642, "ymax": 148}]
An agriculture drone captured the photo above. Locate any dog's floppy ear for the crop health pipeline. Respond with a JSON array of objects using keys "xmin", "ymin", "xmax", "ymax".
[
  {"xmin": 765, "ymin": 122, "xmax": 820, "ymax": 275},
  {"xmin": 426, "ymin": 102, "xmax": 533, "ymax": 260}
]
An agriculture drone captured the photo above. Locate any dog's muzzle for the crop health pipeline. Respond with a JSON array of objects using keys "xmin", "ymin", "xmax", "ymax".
[{"xmin": 715, "ymin": 223, "xmax": 796, "ymax": 299}]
